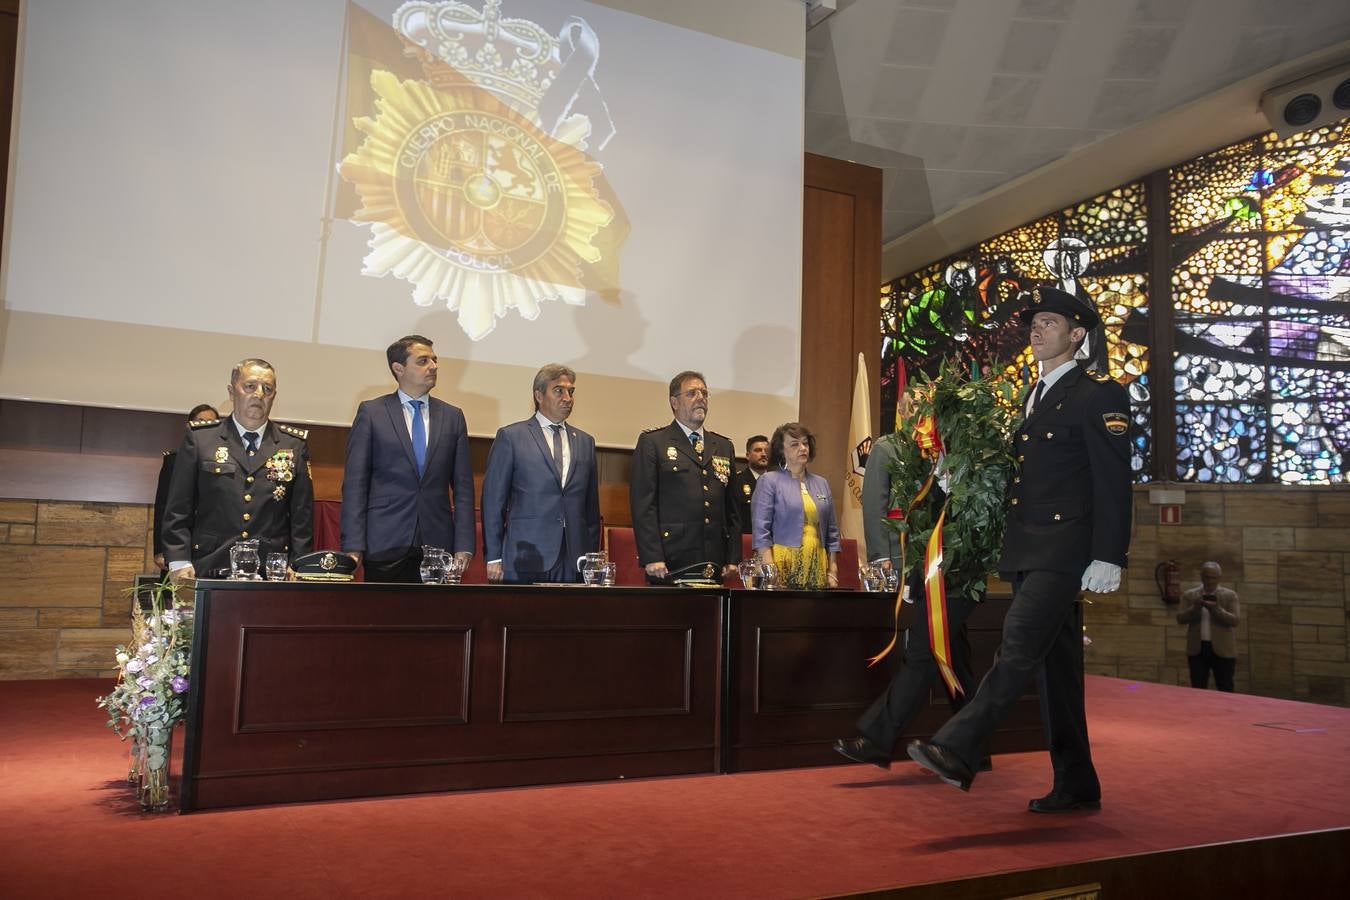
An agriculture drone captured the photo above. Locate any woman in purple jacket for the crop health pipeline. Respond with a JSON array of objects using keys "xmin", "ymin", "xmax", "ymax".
[{"xmin": 750, "ymin": 422, "xmax": 841, "ymax": 589}]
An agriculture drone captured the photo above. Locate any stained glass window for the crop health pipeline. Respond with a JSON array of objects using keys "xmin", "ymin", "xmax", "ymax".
[
  {"xmin": 883, "ymin": 114, "xmax": 1350, "ymax": 485},
  {"xmin": 1169, "ymin": 119, "xmax": 1350, "ymax": 483},
  {"xmin": 881, "ymin": 184, "xmax": 1153, "ymax": 479}
]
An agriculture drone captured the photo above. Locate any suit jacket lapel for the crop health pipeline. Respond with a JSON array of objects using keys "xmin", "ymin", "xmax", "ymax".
[
  {"xmin": 423, "ymin": 397, "xmax": 441, "ymax": 477},
  {"xmin": 384, "ymin": 393, "xmax": 419, "ymax": 476},
  {"xmin": 669, "ymin": 421, "xmax": 701, "ymax": 466},
  {"xmin": 1025, "ymin": 366, "xmax": 1080, "ymax": 430},
  {"xmin": 527, "ymin": 418, "xmax": 563, "ymax": 487}
]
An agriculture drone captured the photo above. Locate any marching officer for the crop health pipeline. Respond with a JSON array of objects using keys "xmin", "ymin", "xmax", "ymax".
[
  {"xmin": 907, "ymin": 286, "xmax": 1132, "ymax": 813},
  {"xmin": 163, "ymin": 358, "xmax": 314, "ymax": 580},
  {"xmin": 629, "ymin": 371, "xmax": 741, "ymax": 583}
]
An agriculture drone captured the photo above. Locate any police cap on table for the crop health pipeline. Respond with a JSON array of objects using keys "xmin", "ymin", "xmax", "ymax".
[{"xmin": 1018, "ymin": 286, "xmax": 1100, "ymax": 330}]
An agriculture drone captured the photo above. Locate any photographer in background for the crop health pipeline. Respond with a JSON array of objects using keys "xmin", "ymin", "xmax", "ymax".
[{"xmin": 1176, "ymin": 561, "xmax": 1241, "ymax": 692}]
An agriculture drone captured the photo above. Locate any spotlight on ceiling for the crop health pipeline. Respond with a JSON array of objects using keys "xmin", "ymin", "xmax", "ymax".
[{"xmin": 1260, "ymin": 62, "xmax": 1350, "ymax": 139}]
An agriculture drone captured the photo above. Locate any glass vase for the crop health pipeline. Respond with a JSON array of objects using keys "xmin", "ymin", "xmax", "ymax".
[
  {"xmin": 127, "ymin": 732, "xmax": 141, "ymax": 784},
  {"xmin": 137, "ymin": 732, "xmax": 172, "ymax": 813}
]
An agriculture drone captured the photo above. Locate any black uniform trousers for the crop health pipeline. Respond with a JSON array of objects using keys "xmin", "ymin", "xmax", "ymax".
[
  {"xmin": 930, "ymin": 570, "xmax": 1099, "ymax": 800},
  {"xmin": 855, "ymin": 582, "xmax": 979, "ymax": 753}
]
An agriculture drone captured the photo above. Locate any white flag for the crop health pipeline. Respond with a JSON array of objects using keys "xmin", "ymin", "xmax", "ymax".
[{"xmin": 840, "ymin": 351, "xmax": 872, "ymax": 551}]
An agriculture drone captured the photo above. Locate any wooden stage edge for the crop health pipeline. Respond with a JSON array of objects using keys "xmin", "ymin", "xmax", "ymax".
[{"xmin": 846, "ymin": 827, "xmax": 1350, "ymax": 900}]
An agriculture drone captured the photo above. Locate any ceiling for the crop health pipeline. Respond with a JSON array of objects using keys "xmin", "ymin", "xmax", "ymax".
[{"xmin": 804, "ymin": 0, "xmax": 1350, "ymax": 256}]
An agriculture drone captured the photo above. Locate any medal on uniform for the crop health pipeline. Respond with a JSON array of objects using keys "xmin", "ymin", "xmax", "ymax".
[
  {"xmin": 214, "ymin": 447, "xmax": 229, "ymax": 463},
  {"xmin": 711, "ymin": 456, "xmax": 730, "ymax": 484},
  {"xmin": 742, "ymin": 483, "xmax": 751, "ymax": 496},
  {"xmin": 694, "ymin": 439, "xmax": 704, "ymax": 455},
  {"xmin": 265, "ymin": 450, "xmax": 295, "ymax": 483},
  {"xmin": 666, "ymin": 446, "xmax": 678, "ymax": 460},
  {"xmin": 273, "ymin": 485, "xmax": 287, "ymax": 501}
]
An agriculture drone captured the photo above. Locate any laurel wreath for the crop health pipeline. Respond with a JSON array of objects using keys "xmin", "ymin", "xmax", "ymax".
[{"xmin": 884, "ymin": 360, "xmax": 1019, "ymax": 601}]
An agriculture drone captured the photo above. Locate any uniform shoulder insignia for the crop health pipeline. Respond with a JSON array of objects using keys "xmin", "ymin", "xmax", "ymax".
[
  {"xmin": 188, "ymin": 418, "xmax": 219, "ymax": 430},
  {"xmin": 162, "ymin": 449, "xmax": 173, "ymax": 456},
  {"xmin": 641, "ymin": 425, "xmax": 664, "ymax": 433},
  {"xmin": 277, "ymin": 423, "xmax": 309, "ymax": 440},
  {"xmin": 705, "ymin": 429, "xmax": 730, "ymax": 442},
  {"xmin": 1087, "ymin": 370, "xmax": 1113, "ymax": 383}
]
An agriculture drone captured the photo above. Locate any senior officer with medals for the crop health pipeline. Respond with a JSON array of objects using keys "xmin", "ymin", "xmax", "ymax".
[
  {"xmin": 163, "ymin": 358, "xmax": 314, "ymax": 581},
  {"xmin": 629, "ymin": 371, "xmax": 741, "ymax": 583},
  {"xmin": 908, "ymin": 286, "xmax": 1132, "ymax": 814}
]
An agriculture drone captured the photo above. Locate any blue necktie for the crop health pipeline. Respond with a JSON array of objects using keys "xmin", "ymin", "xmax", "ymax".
[
  {"xmin": 244, "ymin": 432, "xmax": 258, "ymax": 455},
  {"xmin": 409, "ymin": 400, "xmax": 426, "ymax": 476}
]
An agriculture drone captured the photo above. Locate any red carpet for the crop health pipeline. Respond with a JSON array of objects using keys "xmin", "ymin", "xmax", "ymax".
[{"xmin": 2, "ymin": 676, "xmax": 1347, "ymax": 898}]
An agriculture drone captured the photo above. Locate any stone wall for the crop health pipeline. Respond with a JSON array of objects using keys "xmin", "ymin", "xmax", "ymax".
[
  {"xmin": 0, "ymin": 499, "xmax": 150, "ymax": 680},
  {"xmin": 1086, "ymin": 484, "xmax": 1350, "ymax": 707}
]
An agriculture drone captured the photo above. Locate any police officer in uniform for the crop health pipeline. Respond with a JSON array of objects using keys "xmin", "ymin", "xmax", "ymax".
[
  {"xmin": 629, "ymin": 371, "xmax": 741, "ymax": 583},
  {"xmin": 163, "ymin": 359, "xmax": 313, "ymax": 580},
  {"xmin": 731, "ymin": 434, "xmax": 769, "ymax": 535},
  {"xmin": 908, "ymin": 287, "xmax": 1132, "ymax": 813}
]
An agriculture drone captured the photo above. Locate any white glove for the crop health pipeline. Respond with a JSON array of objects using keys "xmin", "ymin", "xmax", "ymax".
[{"xmin": 1080, "ymin": 560, "xmax": 1121, "ymax": 593}]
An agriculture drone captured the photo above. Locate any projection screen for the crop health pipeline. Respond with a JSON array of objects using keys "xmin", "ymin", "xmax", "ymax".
[{"xmin": 0, "ymin": 0, "xmax": 804, "ymax": 447}]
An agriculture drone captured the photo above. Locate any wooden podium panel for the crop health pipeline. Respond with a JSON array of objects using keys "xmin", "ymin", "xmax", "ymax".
[
  {"xmin": 723, "ymin": 590, "xmax": 1052, "ymax": 771},
  {"xmin": 180, "ymin": 582, "xmax": 723, "ymax": 812}
]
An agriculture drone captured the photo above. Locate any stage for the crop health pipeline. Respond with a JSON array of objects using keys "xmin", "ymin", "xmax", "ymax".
[{"xmin": 2, "ymin": 676, "xmax": 1347, "ymax": 898}]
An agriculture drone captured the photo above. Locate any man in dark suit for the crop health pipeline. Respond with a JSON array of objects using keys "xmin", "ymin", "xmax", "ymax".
[
  {"xmin": 732, "ymin": 434, "xmax": 769, "ymax": 535},
  {"xmin": 163, "ymin": 359, "xmax": 313, "ymax": 580},
  {"xmin": 908, "ymin": 287, "xmax": 1132, "ymax": 813},
  {"xmin": 481, "ymin": 364, "xmax": 601, "ymax": 583},
  {"xmin": 341, "ymin": 335, "xmax": 475, "ymax": 583},
  {"xmin": 629, "ymin": 371, "xmax": 741, "ymax": 583},
  {"xmin": 152, "ymin": 403, "xmax": 219, "ymax": 571}
]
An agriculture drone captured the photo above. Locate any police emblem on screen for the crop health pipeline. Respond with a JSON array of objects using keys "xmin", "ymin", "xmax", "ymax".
[{"xmin": 340, "ymin": 1, "xmax": 627, "ymax": 341}]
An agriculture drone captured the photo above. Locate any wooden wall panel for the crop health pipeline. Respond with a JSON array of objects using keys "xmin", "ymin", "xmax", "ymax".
[{"xmin": 800, "ymin": 153, "xmax": 882, "ymax": 503}]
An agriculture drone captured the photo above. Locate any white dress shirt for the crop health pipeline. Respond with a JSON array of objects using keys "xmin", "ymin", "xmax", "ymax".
[{"xmin": 536, "ymin": 411, "xmax": 571, "ymax": 485}]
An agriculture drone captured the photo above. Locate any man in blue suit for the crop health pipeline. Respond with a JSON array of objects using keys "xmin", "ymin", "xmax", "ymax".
[
  {"xmin": 481, "ymin": 364, "xmax": 601, "ymax": 584},
  {"xmin": 341, "ymin": 335, "xmax": 475, "ymax": 582}
]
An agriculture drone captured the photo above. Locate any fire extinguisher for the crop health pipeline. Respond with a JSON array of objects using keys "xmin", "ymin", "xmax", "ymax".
[{"xmin": 1155, "ymin": 559, "xmax": 1181, "ymax": 604}]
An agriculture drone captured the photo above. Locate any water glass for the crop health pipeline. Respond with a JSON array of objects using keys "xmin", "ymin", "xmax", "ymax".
[
  {"xmin": 599, "ymin": 561, "xmax": 617, "ymax": 586},
  {"xmin": 881, "ymin": 567, "xmax": 900, "ymax": 593},
  {"xmin": 265, "ymin": 553, "xmax": 289, "ymax": 581},
  {"xmin": 757, "ymin": 562, "xmax": 778, "ymax": 590},
  {"xmin": 736, "ymin": 559, "xmax": 759, "ymax": 590},
  {"xmin": 859, "ymin": 564, "xmax": 883, "ymax": 593},
  {"xmin": 419, "ymin": 546, "xmax": 448, "ymax": 584},
  {"xmin": 229, "ymin": 539, "xmax": 261, "ymax": 580}
]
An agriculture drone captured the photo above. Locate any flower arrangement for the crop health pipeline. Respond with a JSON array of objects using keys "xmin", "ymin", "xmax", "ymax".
[
  {"xmin": 883, "ymin": 359, "xmax": 1019, "ymax": 602},
  {"xmin": 96, "ymin": 579, "xmax": 194, "ymax": 811}
]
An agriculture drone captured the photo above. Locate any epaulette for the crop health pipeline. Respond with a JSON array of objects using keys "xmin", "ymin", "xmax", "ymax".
[
  {"xmin": 706, "ymin": 429, "xmax": 730, "ymax": 442},
  {"xmin": 277, "ymin": 423, "xmax": 309, "ymax": 440},
  {"xmin": 642, "ymin": 425, "xmax": 664, "ymax": 433},
  {"xmin": 162, "ymin": 449, "xmax": 173, "ymax": 457},
  {"xmin": 1087, "ymin": 370, "xmax": 1113, "ymax": 383},
  {"xmin": 188, "ymin": 418, "xmax": 220, "ymax": 429}
]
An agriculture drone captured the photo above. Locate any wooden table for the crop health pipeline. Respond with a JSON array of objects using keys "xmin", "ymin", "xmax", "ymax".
[{"xmin": 181, "ymin": 582, "xmax": 1055, "ymax": 812}]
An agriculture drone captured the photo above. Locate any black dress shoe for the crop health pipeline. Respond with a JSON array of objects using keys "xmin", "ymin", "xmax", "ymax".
[
  {"xmin": 977, "ymin": 756, "xmax": 993, "ymax": 773},
  {"xmin": 1028, "ymin": 791, "xmax": 1101, "ymax": 813},
  {"xmin": 832, "ymin": 736, "xmax": 891, "ymax": 770},
  {"xmin": 905, "ymin": 740, "xmax": 973, "ymax": 792}
]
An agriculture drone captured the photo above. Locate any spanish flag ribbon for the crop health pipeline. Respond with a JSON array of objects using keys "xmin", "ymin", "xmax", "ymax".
[
  {"xmin": 912, "ymin": 414, "xmax": 944, "ymax": 459},
  {"xmin": 867, "ymin": 418, "xmax": 942, "ymax": 669},
  {"xmin": 925, "ymin": 501, "xmax": 963, "ymax": 697}
]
